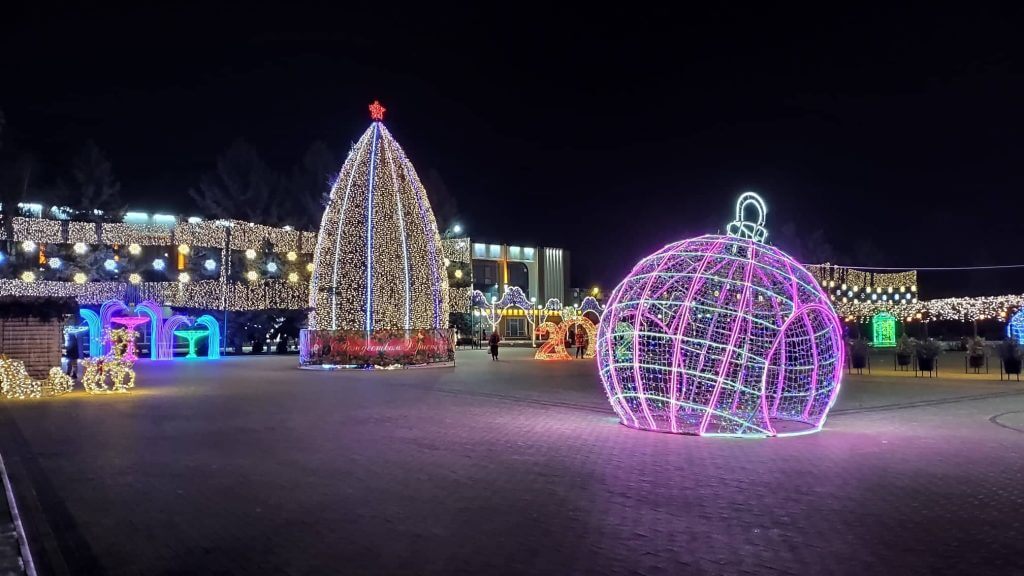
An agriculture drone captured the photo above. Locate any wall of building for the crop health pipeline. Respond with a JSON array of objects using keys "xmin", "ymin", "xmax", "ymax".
[
  {"xmin": 540, "ymin": 247, "xmax": 569, "ymax": 304},
  {"xmin": 0, "ymin": 318, "xmax": 62, "ymax": 379}
]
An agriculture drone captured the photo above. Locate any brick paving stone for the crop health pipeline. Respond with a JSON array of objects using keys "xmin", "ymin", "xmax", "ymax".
[{"xmin": 0, "ymin": 347, "xmax": 1020, "ymax": 575}]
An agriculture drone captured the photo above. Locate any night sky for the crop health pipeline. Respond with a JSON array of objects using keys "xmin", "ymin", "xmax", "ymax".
[{"xmin": 4, "ymin": 3, "xmax": 1023, "ymax": 296}]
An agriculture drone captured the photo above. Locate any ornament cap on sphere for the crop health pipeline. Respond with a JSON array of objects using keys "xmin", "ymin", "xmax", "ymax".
[
  {"xmin": 368, "ymin": 100, "xmax": 386, "ymax": 121},
  {"xmin": 726, "ymin": 191, "xmax": 769, "ymax": 243}
]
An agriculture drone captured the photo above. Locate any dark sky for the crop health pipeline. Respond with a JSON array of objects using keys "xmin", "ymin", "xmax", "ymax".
[{"xmin": 4, "ymin": 2, "xmax": 1023, "ymax": 296}]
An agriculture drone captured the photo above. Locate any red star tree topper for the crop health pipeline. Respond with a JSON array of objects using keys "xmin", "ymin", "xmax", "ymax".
[{"xmin": 368, "ymin": 100, "xmax": 386, "ymax": 121}]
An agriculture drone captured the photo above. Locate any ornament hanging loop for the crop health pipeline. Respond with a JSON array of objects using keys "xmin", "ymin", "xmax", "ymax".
[{"xmin": 726, "ymin": 191, "xmax": 769, "ymax": 243}]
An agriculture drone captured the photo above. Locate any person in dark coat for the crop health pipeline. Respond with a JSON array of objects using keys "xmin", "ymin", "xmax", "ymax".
[
  {"xmin": 488, "ymin": 331, "xmax": 501, "ymax": 361},
  {"xmin": 575, "ymin": 329, "xmax": 586, "ymax": 359},
  {"xmin": 65, "ymin": 332, "xmax": 80, "ymax": 379}
]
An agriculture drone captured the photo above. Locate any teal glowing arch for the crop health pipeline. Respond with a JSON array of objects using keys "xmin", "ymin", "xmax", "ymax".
[
  {"xmin": 194, "ymin": 315, "xmax": 221, "ymax": 359},
  {"xmin": 872, "ymin": 312, "xmax": 897, "ymax": 347},
  {"xmin": 160, "ymin": 315, "xmax": 192, "ymax": 359},
  {"xmin": 1009, "ymin": 310, "xmax": 1024, "ymax": 345},
  {"xmin": 79, "ymin": 309, "xmax": 102, "ymax": 357}
]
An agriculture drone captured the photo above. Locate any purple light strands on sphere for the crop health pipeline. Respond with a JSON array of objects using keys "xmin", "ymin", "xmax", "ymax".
[{"xmin": 596, "ymin": 192, "xmax": 844, "ymax": 437}]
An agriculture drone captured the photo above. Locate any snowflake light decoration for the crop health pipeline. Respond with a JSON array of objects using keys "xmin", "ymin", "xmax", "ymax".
[{"xmin": 597, "ymin": 192, "xmax": 844, "ymax": 437}]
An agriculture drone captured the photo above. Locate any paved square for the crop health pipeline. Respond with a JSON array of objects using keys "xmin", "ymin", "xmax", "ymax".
[{"xmin": 0, "ymin": 348, "xmax": 1022, "ymax": 575}]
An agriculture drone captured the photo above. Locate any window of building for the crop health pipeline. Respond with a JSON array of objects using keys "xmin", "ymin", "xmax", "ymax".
[
  {"xmin": 473, "ymin": 243, "xmax": 487, "ymax": 258},
  {"xmin": 488, "ymin": 244, "xmax": 501, "ymax": 259},
  {"xmin": 473, "ymin": 262, "xmax": 498, "ymax": 288},
  {"xmin": 508, "ymin": 262, "xmax": 529, "ymax": 296},
  {"xmin": 521, "ymin": 247, "xmax": 535, "ymax": 261},
  {"xmin": 505, "ymin": 318, "xmax": 526, "ymax": 338}
]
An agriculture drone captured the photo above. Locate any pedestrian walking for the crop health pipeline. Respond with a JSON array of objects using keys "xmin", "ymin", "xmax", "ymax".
[
  {"xmin": 65, "ymin": 332, "xmax": 80, "ymax": 379},
  {"xmin": 575, "ymin": 329, "xmax": 586, "ymax": 359},
  {"xmin": 488, "ymin": 331, "xmax": 501, "ymax": 361}
]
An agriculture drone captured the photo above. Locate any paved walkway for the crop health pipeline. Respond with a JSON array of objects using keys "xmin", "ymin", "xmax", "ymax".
[{"xmin": 0, "ymin": 348, "xmax": 1022, "ymax": 575}]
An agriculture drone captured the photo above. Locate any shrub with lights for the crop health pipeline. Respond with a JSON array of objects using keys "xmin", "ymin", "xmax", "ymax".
[
  {"xmin": 301, "ymin": 102, "xmax": 453, "ymax": 368},
  {"xmin": 596, "ymin": 193, "xmax": 844, "ymax": 437}
]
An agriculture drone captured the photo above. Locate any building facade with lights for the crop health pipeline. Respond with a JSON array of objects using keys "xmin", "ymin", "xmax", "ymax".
[
  {"xmin": 466, "ymin": 241, "xmax": 570, "ymax": 339},
  {"xmin": 0, "ymin": 210, "xmax": 559, "ymax": 343},
  {"xmin": 470, "ymin": 242, "xmax": 569, "ymax": 306}
]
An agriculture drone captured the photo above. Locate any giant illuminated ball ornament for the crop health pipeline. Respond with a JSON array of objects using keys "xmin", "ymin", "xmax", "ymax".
[
  {"xmin": 301, "ymin": 101, "xmax": 450, "ymax": 368},
  {"xmin": 597, "ymin": 193, "xmax": 844, "ymax": 437}
]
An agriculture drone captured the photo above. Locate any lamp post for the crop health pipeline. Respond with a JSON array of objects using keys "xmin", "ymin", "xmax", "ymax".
[{"xmin": 530, "ymin": 296, "xmax": 538, "ymax": 347}]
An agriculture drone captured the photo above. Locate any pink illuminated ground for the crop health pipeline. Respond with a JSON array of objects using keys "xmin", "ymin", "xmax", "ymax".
[{"xmin": 0, "ymin": 348, "xmax": 1020, "ymax": 574}]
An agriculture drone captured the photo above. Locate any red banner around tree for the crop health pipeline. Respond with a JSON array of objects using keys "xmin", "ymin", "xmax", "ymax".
[{"xmin": 299, "ymin": 328, "xmax": 454, "ymax": 368}]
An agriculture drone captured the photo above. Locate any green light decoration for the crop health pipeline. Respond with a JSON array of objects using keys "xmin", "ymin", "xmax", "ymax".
[
  {"xmin": 871, "ymin": 312, "xmax": 897, "ymax": 347},
  {"xmin": 173, "ymin": 329, "xmax": 210, "ymax": 359}
]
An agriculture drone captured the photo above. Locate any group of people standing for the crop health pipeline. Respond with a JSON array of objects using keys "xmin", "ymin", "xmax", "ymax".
[{"xmin": 483, "ymin": 328, "xmax": 587, "ymax": 361}]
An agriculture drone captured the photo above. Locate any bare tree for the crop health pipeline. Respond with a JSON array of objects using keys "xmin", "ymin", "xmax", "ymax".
[
  {"xmin": 422, "ymin": 168, "xmax": 459, "ymax": 232},
  {"xmin": 189, "ymin": 140, "xmax": 282, "ymax": 225},
  {"xmin": 287, "ymin": 141, "xmax": 336, "ymax": 230},
  {"xmin": 0, "ymin": 151, "xmax": 38, "ymax": 247},
  {"xmin": 71, "ymin": 140, "xmax": 123, "ymax": 221}
]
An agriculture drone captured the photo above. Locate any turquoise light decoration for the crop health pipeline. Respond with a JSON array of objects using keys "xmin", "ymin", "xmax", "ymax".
[{"xmin": 173, "ymin": 329, "xmax": 209, "ymax": 359}]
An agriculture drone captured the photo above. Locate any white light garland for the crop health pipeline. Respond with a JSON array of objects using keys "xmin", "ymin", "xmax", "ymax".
[{"xmin": 834, "ymin": 293, "xmax": 1024, "ymax": 322}]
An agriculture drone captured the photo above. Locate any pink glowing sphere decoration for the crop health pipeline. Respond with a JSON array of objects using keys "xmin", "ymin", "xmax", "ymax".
[{"xmin": 596, "ymin": 193, "xmax": 844, "ymax": 437}]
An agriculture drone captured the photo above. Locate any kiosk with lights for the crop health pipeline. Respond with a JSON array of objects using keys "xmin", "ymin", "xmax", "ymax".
[
  {"xmin": 871, "ymin": 312, "xmax": 898, "ymax": 348},
  {"xmin": 300, "ymin": 102, "xmax": 453, "ymax": 368},
  {"xmin": 1009, "ymin": 310, "xmax": 1024, "ymax": 345},
  {"xmin": 596, "ymin": 193, "xmax": 844, "ymax": 437}
]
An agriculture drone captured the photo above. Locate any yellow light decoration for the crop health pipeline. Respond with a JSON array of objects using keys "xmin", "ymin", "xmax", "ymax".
[
  {"xmin": 807, "ymin": 264, "xmax": 918, "ymax": 300},
  {"xmin": 21, "ymin": 241, "xmax": 36, "ymax": 252},
  {"xmin": 288, "ymin": 272, "xmax": 299, "ymax": 283},
  {"xmin": 834, "ymin": 293, "xmax": 1024, "ymax": 322},
  {"xmin": 454, "ymin": 269, "xmax": 463, "ymax": 279},
  {"xmin": 177, "ymin": 244, "xmax": 190, "ymax": 255},
  {"xmin": 246, "ymin": 271, "xmax": 258, "ymax": 282},
  {"xmin": 178, "ymin": 272, "xmax": 190, "ymax": 283},
  {"xmin": 534, "ymin": 322, "xmax": 571, "ymax": 360},
  {"xmin": 535, "ymin": 318, "xmax": 598, "ymax": 360},
  {"xmin": 128, "ymin": 243, "xmax": 142, "ymax": 255},
  {"xmin": 0, "ymin": 358, "xmax": 74, "ymax": 399},
  {"xmin": 10, "ymin": 217, "xmax": 59, "ymax": 242},
  {"xmin": 81, "ymin": 329, "xmax": 137, "ymax": 394},
  {"xmin": 74, "ymin": 272, "xmax": 88, "ymax": 284},
  {"xmin": 128, "ymin": 273, "xmax": 142, "ymax": 284},
  {"xmin": 306, "ymin": 262, "xmax": 314, "ymax": 272},
  {"xmin": 245, "ymin": 249, "xmax": 257, "ymax": 260},
  {"xmin": 73, "ymin": 242, "xmax": 89, "ymax": 254},
  {"xmin": 286, "ymin": 251, "xmax": 297, "ymax": 261},
  {"xmin": 20, "ymin": 271, "xmax": 36, "ymax": 283}
]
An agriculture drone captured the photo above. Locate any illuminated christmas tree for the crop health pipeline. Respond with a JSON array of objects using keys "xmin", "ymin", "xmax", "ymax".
[{"xmin": 308, "ymin": 101, "xmax": 449, "ymax": 332}]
